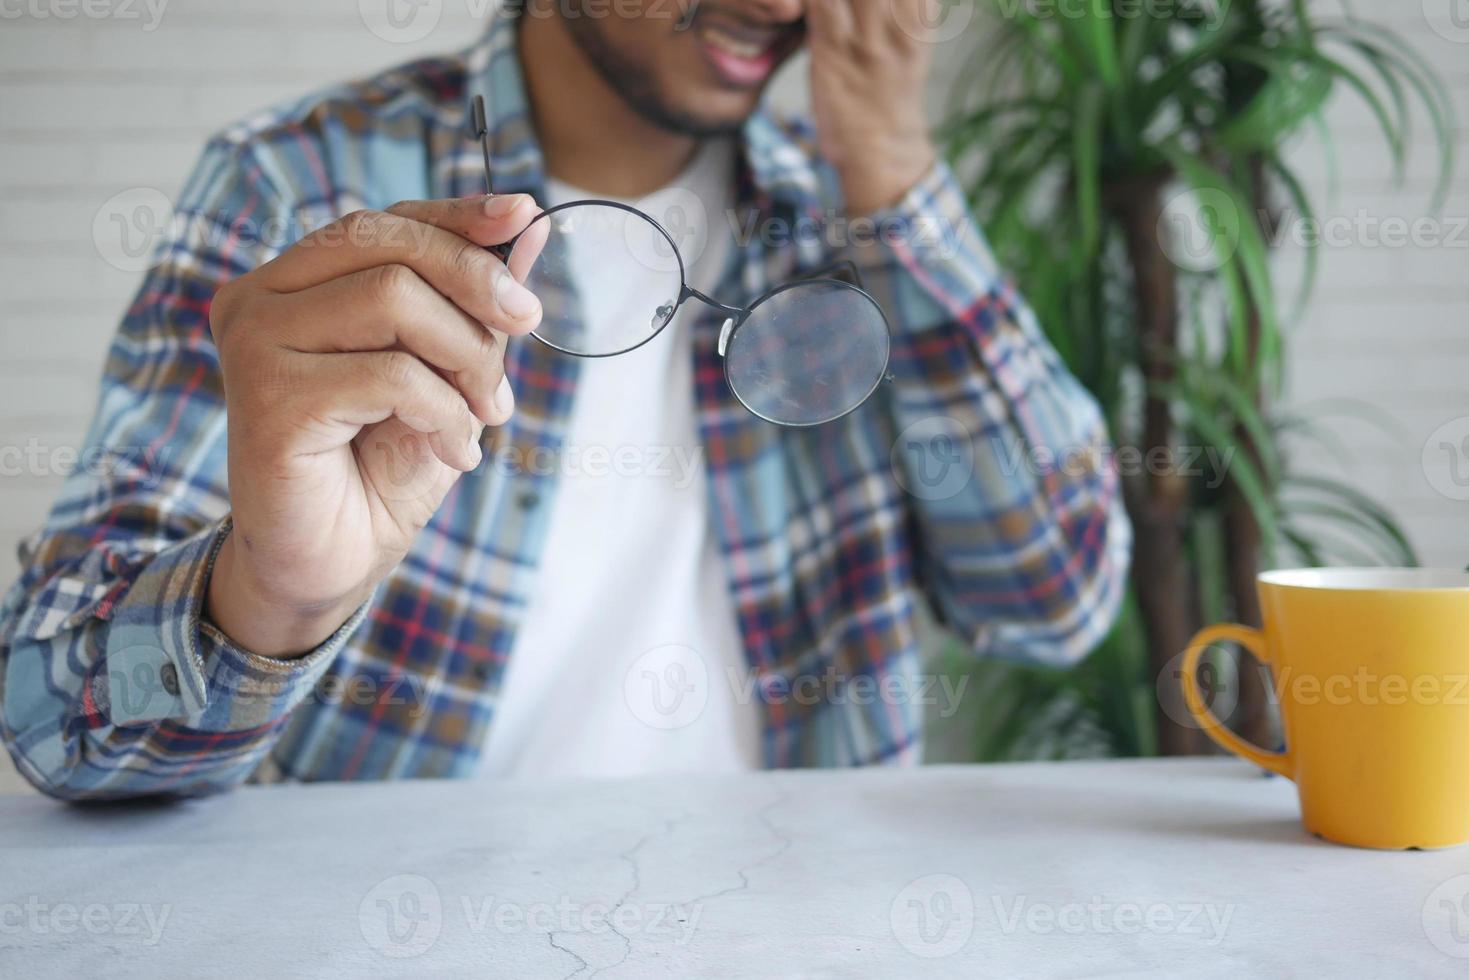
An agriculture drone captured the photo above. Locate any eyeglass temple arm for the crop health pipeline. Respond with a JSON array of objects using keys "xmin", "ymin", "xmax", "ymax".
[
  {"xmin": 472, "ymin": 95, "xmax": 494, "ymax": 196},
  {"xmin": 473, "ymin": 95, "xmax": 521, "ymax": 263}
]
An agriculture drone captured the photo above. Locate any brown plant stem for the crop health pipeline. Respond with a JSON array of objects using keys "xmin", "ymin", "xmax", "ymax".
[
  {"xmin": 1223, "ymin": 152, "xmax": 1279, "ymax": 752},
  {"xmin": 1109, "ymin": 171, "xmax": 1211, "ymax": 756}
]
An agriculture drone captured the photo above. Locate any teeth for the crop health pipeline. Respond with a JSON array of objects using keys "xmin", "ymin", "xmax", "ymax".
[{"xmin": 700, "ymin": 26, "xmax": 766, "ymax": 61}]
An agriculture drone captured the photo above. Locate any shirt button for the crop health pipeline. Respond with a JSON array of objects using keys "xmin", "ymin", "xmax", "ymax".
[
  {"xmin": 517, "ymin": 491, "xmax": 541, "ymax": 511},
  {"xmin": 160, "ymin": 663, "xmax": 180, "ymax": 696}
]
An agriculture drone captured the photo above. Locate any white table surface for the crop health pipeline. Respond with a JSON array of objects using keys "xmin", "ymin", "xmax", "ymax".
[{"xmin": 2, "ymin": 758, "xmax": 1466, "ymax": 978}]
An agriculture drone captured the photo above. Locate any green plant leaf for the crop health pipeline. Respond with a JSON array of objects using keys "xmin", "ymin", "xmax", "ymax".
[
  {"xmin": 1159, "ymin": 145, "xmax": 1280, "ymax": 382},
  {"xmin": 1264, "ymin": 151, "xmax": 1318, "ymax": 321},
  {"xmin": 1327, "ymin": 22, "xmax": 1457, "ymax": 211},
  {"xmin": 1075, "ymin": 85, "xmax": 1105, "ymax": 255},
  {"xmin": 1282, "ymin": 475, "xmax": 1419, "ymax": 566},
  {"xmin": 1215, "ymin": 51, "xmax": 1333, "ymax": 154}
]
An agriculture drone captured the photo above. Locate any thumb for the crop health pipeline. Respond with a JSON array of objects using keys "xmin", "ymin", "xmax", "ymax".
[{"xmin": 386, "ymin": 193, "xmax": 541, "ymax": 248}]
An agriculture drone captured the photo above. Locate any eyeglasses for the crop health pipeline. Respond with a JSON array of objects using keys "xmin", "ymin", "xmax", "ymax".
[{"xmin": 472, "ymin": 96, "xmax": 892, "ymax": 427}]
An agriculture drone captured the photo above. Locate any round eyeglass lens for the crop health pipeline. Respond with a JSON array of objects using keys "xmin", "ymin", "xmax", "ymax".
[
  {"xmin": 723, "ymin": 281, "xmax": 891, "ymax": 427},
  {"xmin": 507, "ymin": 203, "xmax": 685, "ymax": 357}
]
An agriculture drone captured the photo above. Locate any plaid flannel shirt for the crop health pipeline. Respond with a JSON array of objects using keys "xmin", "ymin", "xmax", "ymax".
[{"xmin": 0, "ymin": 7, "xmax": 1130, "ymax": 799}]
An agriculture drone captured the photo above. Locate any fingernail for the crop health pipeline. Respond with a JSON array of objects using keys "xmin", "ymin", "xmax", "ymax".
[
  {"xmin": 495, "ymin": 271, "xmax": 540, "ymax": 320},
  {"xmin": 493, "ymin": 375, "xmax": 516, "ymax": 420},
  {"xmin": 467, "ymin": 432, "xmax": 483, "ymax": 468},
  {"xmin": 484, "ymin": 194, "xmax": 523, "ymax": 218}
]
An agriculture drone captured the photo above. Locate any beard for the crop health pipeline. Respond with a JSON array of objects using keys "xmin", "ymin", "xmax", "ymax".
[{"xmin": 556, "ymin": 2, "xmax": 753, "ymax": 138}]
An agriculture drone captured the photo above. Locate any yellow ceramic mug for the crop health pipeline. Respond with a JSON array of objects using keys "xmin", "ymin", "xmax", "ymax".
[{"xmin": 1181, "ymin": 568, "xmax": 1469, "ymax": 849}]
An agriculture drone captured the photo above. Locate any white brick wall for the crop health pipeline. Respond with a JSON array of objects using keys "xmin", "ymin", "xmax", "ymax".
[
  {"xmin": 1278, "ymin": 7, "xmax": 1469, "ymax": 568},
  {"xmin": 0, "ymin": 3, "xmax": 1463, "ymax": 794}
]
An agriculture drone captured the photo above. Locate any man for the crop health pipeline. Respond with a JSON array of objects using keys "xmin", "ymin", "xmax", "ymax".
[{"xmin": 0, "ymin": 0, "xmax": 1128, "ymax": 799}]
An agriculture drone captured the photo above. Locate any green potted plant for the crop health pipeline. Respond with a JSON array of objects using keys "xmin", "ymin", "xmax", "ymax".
[{"xmin": 937, "ymin": 0, "xmax": 1454, "ymax": 757}]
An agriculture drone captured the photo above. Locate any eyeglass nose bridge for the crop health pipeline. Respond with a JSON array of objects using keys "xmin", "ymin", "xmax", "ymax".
[
  {"xmin": 680, "ymin": 285, "xmax": 747, "ymax": 359},
  {"xmin": 681, "ymin": 285, "xmax": 745, "ymax": 320}
]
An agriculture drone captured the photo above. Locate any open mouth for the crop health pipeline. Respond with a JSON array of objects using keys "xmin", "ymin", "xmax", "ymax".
[{"xmin": 695, "ymin": 18, "xmax": 805, "ymax": 90}]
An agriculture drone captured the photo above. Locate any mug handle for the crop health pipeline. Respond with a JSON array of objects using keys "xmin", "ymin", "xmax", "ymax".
[{"xmin": 1180, "ymin": 624, "xmax": 1293, "ymax": 778}]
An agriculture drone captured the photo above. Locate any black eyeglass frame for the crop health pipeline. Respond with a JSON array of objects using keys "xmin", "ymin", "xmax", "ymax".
[{"xmin": 472, "ymin": 96, "xmax": 894, "ymax": 428}]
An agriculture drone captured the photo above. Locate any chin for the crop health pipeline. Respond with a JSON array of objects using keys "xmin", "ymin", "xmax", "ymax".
[
  {"xmin": 629, "ymin": 86, "xmax": 763, "ymax": 138},
  {"xmin": 647, "ymin": 62, "xmax": 783, "ymax": 136},
  {"xmin": 675, "ymin": 97, "xmax": 763, "ymax": 134}
]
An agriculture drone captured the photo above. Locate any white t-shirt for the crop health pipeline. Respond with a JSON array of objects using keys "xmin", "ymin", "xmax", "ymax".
[{"xmin": 478, "ymin": 140, "xmax": 762, "ymax": 778}]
